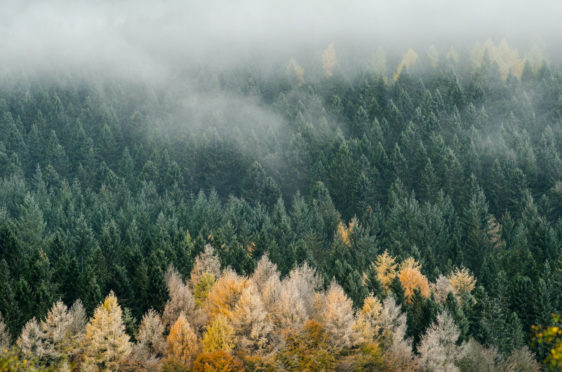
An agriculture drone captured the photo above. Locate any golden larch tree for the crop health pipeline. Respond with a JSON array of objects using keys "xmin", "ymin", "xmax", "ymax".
[
  {"xmin": 322, "ymin": 43, "xmax": 337, "ymax": 77},
  {"xmin": 166, "ymin": 313, "xmax": 199, "ymax": 368},
  {"xmin": 202, "ymin": 315, "xmax": 235, "ymax": 354},
  {"xmin": 318, "ymin": 281, "xmax": 362, "ymax": 349},
  {"xmin": 231, "ymin": 283, "xmax": 273, "ymax": 354},
  {"xmin": 372, "ymin": 251, "xmax": 397, "ymax": 295},
  {"xmin": 82, "ymin": 292, "xmax": 132, "ymax": 371},
  {"xmin": 398, "ymin": 258, "xmax": 430, "ymax": 302}
]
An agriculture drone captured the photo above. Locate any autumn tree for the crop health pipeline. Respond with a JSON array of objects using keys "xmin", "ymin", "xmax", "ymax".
[
  {"xmin": 190, "ymin": 244, "xmax": 221, "ymax": 289},
  {"xmin": 82, "ymin": 292, "xmax": 132, "ymax": 371},
  {"xmin": 162, "ymin": 266, "xmax": 197, "ymax": 329},
  {"xmin": 318, "ymin": 281, "xmax": 362, "ymax": 349},
  {"xmin": 372, "ymin": 251, "xmax": 397, "ymax": 295},
  {"xmin": 231, "ymin": 283, "xmax": 273, "ymax": 355},
  {"xmin": 166, "ymin": 313, "xmax": 199, "ymax": 368},
  {"xmin": 134, "ymin": 309, "xmax": 166, "ymax": 368},
  {"xmin": 417, "ymin": 311, "xmax": 466, "ymax": 372},
  {"xmin": 277, "ymin": 320, "xmax": 336, "ymax": 371},
  {"xmin": 205, "ymin": 269, "xmax": 249, "ymax": 321},
  {"xmin": 0, "ymin": 312, "xmax": 11, "ymax": 350},
  {"xmin": 398, "ymin": 257, "xmax": 430, "ymax": 302},
  {"xmin": 202, "ymin": 315, "xmax": 235, "ymax": 354},
  {"xmin": 17, "ymin": 318, "xmax": 46, "ymax": 360}
]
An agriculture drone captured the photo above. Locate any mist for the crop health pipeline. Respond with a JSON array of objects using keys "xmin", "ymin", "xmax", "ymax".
[{"xmin": 2, "ymin": 0, "xmax": 562, "ymax": 80}]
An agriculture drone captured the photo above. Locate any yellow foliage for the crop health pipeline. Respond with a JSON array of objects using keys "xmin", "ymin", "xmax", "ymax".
[
  {"xmin": 371, "ymin": 251, "xmax": 397, "ymax": 295},
  {"xmin": 446, "ymin": 46, "xmax": 459, "ymax": 63},
  {"xmin": 354, "ymin": 295, "xmax": 383, "ymax": 342},
  {"xmin": 166, "ymin": 313, "xmax": 199, "ymax": 367},
  {"xmin": 336, "ymin": 220, "xmax": 354, "ymax": 247},
  {"xmin": 448, "ymin": 267, "xmax": 476, "ymax": 297},
  {"xmin": 398, "ymin": 262, "xmax": 430, "ymax": 302},
  {"xmin": 201, "ymin": 315, "xmax": 235, "ymax": 354},
  {"xmin": 399, "ymin": 257, "xmax": 421, "ymax": 272},
  {"xmin": 394, "ymin": 48, "xmax": 418, "ymax": 81},
  {"xmin": 287, "ymin": 58, "xmax": 304, "ymax": 86},
  {"xmin": 193, "ymin": 272, "xmax": 215, "ymax": 308},
  {"xmin": 205, "ymin": 270, "xmax": 249, "ymax": 321},
  {"xmin": 82, "ymin": 292, "xmax": 131, "ymax": 371},
  {"xmin": 471, "ymin": 38, "xmax": 525, "ymax": 79},
  {"xmin": 322, "ymin": 42, "xmax": 337, "ymax": 77}
]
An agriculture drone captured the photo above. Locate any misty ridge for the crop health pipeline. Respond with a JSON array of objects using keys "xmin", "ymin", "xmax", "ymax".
[
  {"xmin": 1, "ymin": 0, "xmax": 560, "ymax": 140},
  {"xmin": 0, "ymin": 1, "xmax": 561, "ymax": 371}
]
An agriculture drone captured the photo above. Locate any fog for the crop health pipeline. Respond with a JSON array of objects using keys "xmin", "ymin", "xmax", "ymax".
[{"xmin": 1, "ymin": 0, "xmax": 561, "ymax": 79}]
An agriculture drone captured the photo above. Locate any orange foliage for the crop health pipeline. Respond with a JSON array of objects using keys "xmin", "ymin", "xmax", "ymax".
[
  {"xmin": 398, "ymin": 259, "xmax": 430, "ymax": 302},
  {"xmin": 205, "ymin": 270, "xmax": 249, "ymax": 321},
  {"xmin": 277, "ymin": 320, "xmax": 336, "ymax": 371},
  {"xmin": 192, "ymin": 351, "xmax": 244, "ymax": 372}
]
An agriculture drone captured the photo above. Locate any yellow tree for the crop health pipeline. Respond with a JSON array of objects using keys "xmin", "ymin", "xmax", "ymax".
[
  {"xmin": 82, "ymin": 292, "xmax": 132, "ymax": 371},
  {"xmin": 354, "ymin": 295, "xmax": 383, "ymax": 342},
  {"xmin": 398, "ymin": 257, "xmax": 430, "ymax": 302},
  {"xmin": 231, "ymin": 283, "xmax": 273, "ymax": 354},
  {"xmin": 372, "ymin": 251, "xmax": 397, "ymax": 295},
  {"xmin": 190, "ymin": 244, "xmax": 221, "ymax": 289},
  {"xmin": 394, "ymin": 48, "xmax": 418, "ymax": 81},
  {"xmin": 202, "ymin": 315, "xmax": 235, "ymax": 354},
  {"xmin": 205, "ymin": 269, "xmax": 249, "ymax": 321},
  {"xmin": 318, "ymin": 281, "xmax": 362, "ymax": 349},
  {"xmin": 322, "ymin": 43, "xmax": 337, "ymax": 77},
  {"xmin": 166, "ymin": 313, "xmax": 199, "ymax": 368},
  {"xmin": 448, "ymin": 267, "xmax": 476, "ymax": 300}
]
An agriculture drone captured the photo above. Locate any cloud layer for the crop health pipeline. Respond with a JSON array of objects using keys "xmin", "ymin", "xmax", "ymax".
[{"xmin": 1, "ymin": 0, "xmax": 560, "ymax": 78}]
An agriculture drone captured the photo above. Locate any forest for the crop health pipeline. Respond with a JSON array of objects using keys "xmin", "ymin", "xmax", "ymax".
[{"xmin": 0, "ymin": 38, "xmax": 561, "ymax": 371}]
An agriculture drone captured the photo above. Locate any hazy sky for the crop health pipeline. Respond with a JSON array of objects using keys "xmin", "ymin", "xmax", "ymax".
[{"xmin": 1, "ymin": 0, "xmax": 561, "ymax": 77}]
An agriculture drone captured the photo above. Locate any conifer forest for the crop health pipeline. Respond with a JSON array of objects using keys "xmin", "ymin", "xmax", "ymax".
[{"xmin": 0, "ymin": 1, "xmax": 561, "ymax": 371}]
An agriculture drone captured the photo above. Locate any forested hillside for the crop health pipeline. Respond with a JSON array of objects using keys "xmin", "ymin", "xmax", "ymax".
[{"xmin": 0, "ymin": 44, "xmax": 561, "ymax": 370}]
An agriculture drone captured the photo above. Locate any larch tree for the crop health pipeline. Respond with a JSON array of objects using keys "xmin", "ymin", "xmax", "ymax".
[
  {"xmin": 398, "ymin": 257, "xmax": 430, "ymax": 302},
  {"xmin": 0, "ymin": 312, "xmax": 11, "ymax": 350},
  {"xmin": 448, "ymin": 267, "xmax": 476, "ymax": 300},
  {"xmin": 162, "ymin": 266, "xmax": 196, "ymax": 329},
  {"xmin": 372, "ymin": 251, "xmax": 397, "ymax": 295},
  {"xmin": 322, "ymin": 42, "xmax": 337, "ymax": 77},
  {"xmin": 40, "ymin": 300, "xmax": 74, "ymax": 363},
  {"xmin": 201, "ymin": 314, "xmax": 235, "ymax": 353},
  {"xmin": 82, "ymin": 292, "xmax": 132, "ymax": 371},
  {"xmin": 205, "ymin": 269, "xmax": 249, "ymax": 321},
  {"xmin": 354, "ymin": 295, "xmax": 383, "ymax": 342},
  {"xmin": 318, "ymin": 281, "xmax": 362, "ymax": 349},
  {"xmin": 272, "ymin": 277, "xmax": 309, "ymax": 332},
  {"xmin": 377, "ymin": 297, "xmax": 416, "ymax": 371},
  {"xmin": 231, "ymin": 283, "xmax": 273, "ymax": 354},
  {"xmin": 135, "ymin": 309, "xmax": 166, "ymax": 367},
  {"xmin": 417, "ymin": 311, "xmax": 466, "ymax": 372},
  {"xmin": 431, "ymin": 275, "xmax": 454, "ymax": 304},
  {"xmin": 250, "ymin": 253, "xmax": 280, "ymax": 295},
  {"xmin": 166, "ymin": 313, "xmax": 199, "ymax": 368},
  {"xmin": 17, "ymin": 317, "xmax": 46, "ymax": 360},
  {"xmin": 190, "ymin": 244, "xmax": 221, "ymax": 289}
]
